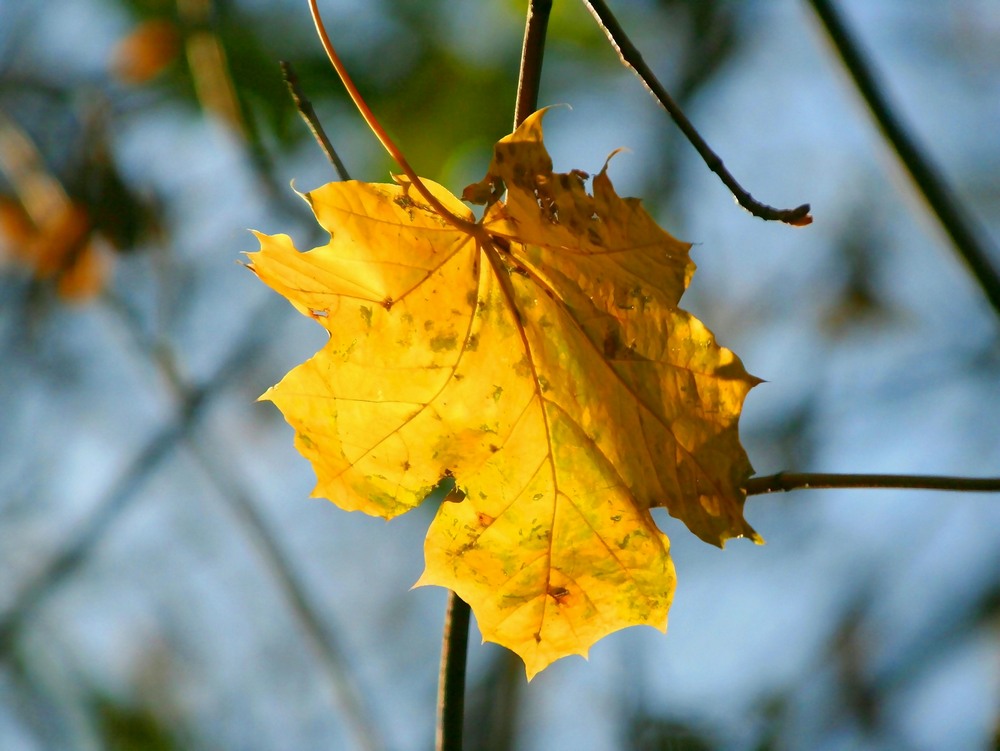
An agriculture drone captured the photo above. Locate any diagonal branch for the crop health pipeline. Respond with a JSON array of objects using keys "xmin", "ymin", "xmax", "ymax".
[
  {"xmin": 581, "ymin": 0, "xmax": 812, "ymax": 226},
  {"xmin": 745, "ymin": 472, "xmax": 1000, "ymax": 496},
  {"xmin": 105, "ymin": 290, "xmax": 385, "ymax": 751},
  {"xmin": 184, "ymin": 431, "xmax": 385, "ymax": 751},
  {"xmin": 0, "ymin": 298, "xmax": 386, "ymax": 751},
  {"xmin": 0, "ymin": 311, "xmax": 269, "ymax": 654},
  {"xmin": 280, "ymin": 60, "xmax": 352, "ymax": 181},
  {"xmin": 806, "ymin": 0, "xmax": 1000, "ymax": 320}
]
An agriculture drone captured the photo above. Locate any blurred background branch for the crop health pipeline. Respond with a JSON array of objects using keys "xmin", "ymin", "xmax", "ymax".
[
  {"xmin": 1, "ymin": 1, "xmax": 998, "ymax": 749},
  {"xmin": 807, "ymin": 0, "xmax": 1000, "ymax": 320}
]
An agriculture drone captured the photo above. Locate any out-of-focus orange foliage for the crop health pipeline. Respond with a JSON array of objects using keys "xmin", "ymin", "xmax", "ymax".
[
  {"xmin": 249, "ymin": 110, "xmax": 761, "ymax": 677},
  {"xmin": 0, "ymin": 197, "xmax": 111, "ymax": 300},
  {"xmin": 111, "ymin": 19, "xmax": 181, "ymax": 84},
  {"xmin": 0, "ymin": 114, "xmax": 113, "ymax": 302}
]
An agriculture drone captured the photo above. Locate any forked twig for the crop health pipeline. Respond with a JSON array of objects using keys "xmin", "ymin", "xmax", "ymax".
[
  {"xmin": 581, "ymin": 0, "xmax": 812, "ymax": 226},
  {"xmin": 806, "ymin": 0, "xmax": 1000, "ymax": 320},
  {"xmin": 280, "ymin": 60, "xmax": 352, "ymax": 181}
]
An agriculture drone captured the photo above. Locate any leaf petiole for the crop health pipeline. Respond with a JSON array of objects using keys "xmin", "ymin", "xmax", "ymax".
[{"xmin": 306, "ymin": 0, "xmax": 479, "ymax": 234}]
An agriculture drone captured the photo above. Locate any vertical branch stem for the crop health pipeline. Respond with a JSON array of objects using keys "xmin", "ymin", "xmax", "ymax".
[
  {"xmin": 807, "ymin": 0, "xmax": 1000, "ymax": 319},
  {"xmin": 436, "ymin": 592, "xmax": 471, "ymax": 751},
  {"xmin": 435, "ymin": 3, "xmax": 553, "ymax": 749},
  {"xmin": 514, "ymin": 0, "xmax": 553, "ymax": 128}
]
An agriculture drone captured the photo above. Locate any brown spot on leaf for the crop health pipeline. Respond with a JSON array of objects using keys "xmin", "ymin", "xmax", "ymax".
[
  {"xmin": 548, "ymin": 586, "xmax": 570, "ymax": 603},
  {"xmin": 603, "ymin": 329, "xmax": 622, "ymax": 359}
]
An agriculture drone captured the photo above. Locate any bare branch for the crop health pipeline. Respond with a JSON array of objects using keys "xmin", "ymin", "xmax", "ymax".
[
  {"xmin": 0, "ymin": 296, "xmax": 387, "ymax": 751},
  {"xmin": 436, "ymin": 591, "xmax": 471, "ymax": 751},
  {"xmin": 807, "ymin": 0, "xmax": 1000, "ymax": 320},
  {"xmin": 514, "ymin": 0, "xmax": 553, "ymax": 129},
  {"xmin": 280, "ymin": 60, "xmax": 352, "ymax": 181},
  {"xmin": 581, "ymin": 0, "xmax": 812, "ymax": 226},
  {"xmin": 307, "ymin": 0, "xmax": 476, "ymax": 233},
  {"xmin": 746, "ymin": 472, "xmax": 1000, "ymax": 496}
]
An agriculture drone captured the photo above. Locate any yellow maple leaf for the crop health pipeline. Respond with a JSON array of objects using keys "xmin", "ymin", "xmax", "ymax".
[{"xmin": 248, "ymin": 109, "xmax": 760, "ymax": 678}]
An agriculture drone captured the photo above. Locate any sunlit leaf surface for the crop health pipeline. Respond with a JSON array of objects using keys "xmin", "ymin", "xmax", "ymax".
[{"xmin": 249, "ymin": 110, "xmax": 760, "ymax": 677}]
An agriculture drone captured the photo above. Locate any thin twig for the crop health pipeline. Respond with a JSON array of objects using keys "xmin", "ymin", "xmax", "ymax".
[
  {"xmin": 745, "ymin": 472, "xmax": 1000, "ymax": 496},
  {"xmin": 0, "ymin": 299, "xmax": 387, "ymax": 751},
  {"xmin": 280, "ymin": 60, "xmax": 352, "ymax": 181},
  {"xmin": 806, "ymin": 0, "xmax": 1000, "ymax": 320},
  {"xmin": 514, "ymin": 0, "xmax": 553, "ymax": 128},
  {"xmin": 103, "ymin": 286, "xmax": 383, "ymax": 750},
  {"xmin": 0, "ymin": 314, "xmax": 266, "ymax": 654},
  {"xmin": 580, "ymin": 0, "xmax": 812, "ymax": 226},
  {"xmin": 435, "ymin": 591, "xmax": 471, "ymax": 751},
  {"xmin": 185, "ymin": 432, "xmax": 385, "ymax": 751}
]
